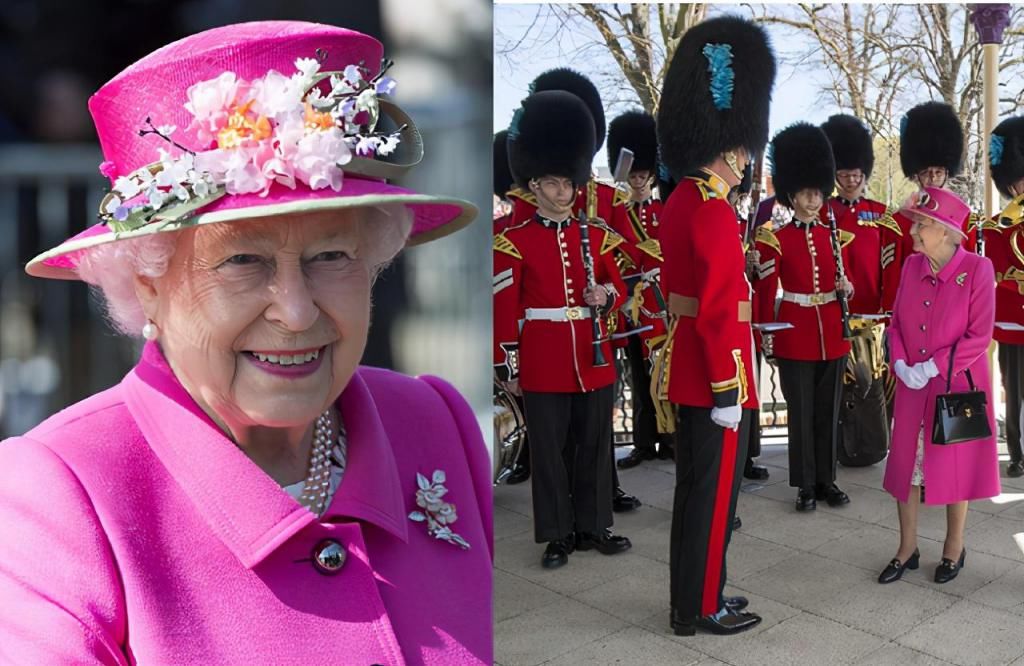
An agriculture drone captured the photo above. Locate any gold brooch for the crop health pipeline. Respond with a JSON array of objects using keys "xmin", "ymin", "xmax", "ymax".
[{"xmin": 956, "ymin": 272, "xmax": 967, "ymax": 286}]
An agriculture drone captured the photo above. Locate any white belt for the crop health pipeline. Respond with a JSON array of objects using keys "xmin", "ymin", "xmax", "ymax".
[
  {"xmin": 781, "ymin": 290, "xmax": 837, "ymax": 307},
  {"xmin": 524, "ymin": 306, "xmax": 592, "ymax": 321},
  {"xmin": 641, "ymin": 267, "xmax": 660, "ymax": 281}
]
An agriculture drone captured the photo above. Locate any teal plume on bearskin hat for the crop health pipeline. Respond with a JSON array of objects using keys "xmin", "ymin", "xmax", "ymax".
[
  {"xmin": 990, "ymin": 116, "xmax": 1024, "ymax": 198},
  {"xmin": 493, "ymin": 130, "xmax": 513, "ymax": 199},
  {"xmin": 657, "ymin": 15, "xmax": 775, "ymax": 179},
  {"xmin": 769, "ymin": 122, "xmax": 835, "ymax": 208}
]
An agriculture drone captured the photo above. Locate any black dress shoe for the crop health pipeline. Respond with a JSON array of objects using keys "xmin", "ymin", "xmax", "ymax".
[
  {"xmin": 796, "ymin": 488, "xmax": 817, "ymax": 512},
  {"xmin": 733, "ymin": 516, "xmax": 742, "ymax": 530},
  {"xmin": 617, "ymin": 448, "xmax": 656, "ymax": 470},
  {"xmin": 934, "ymin": 548, "xmax": 966, "ymax": 583},
  {"xmin": 816, "ymin": 483, "xmax": 850, "ymax": 507},
  {"xmin": 743, "ymin": 461, "xmax": 770, "ymax": 480},
  {"xmin": 657, "ymin": 441, "xmax": 675, "ymax": 460},
  {"xmin": 723, "ymin": 595, "xmax": 749, "ymax": 611},
  {"xmin": 541, "ymin": 539, "xmax": 572, "ymax": 569},
  {"xmin": 877, "ymin": 549, "xmax": 919, "ymax": 584},
  {"xmin": 670, "ymin": 607, "xmax": 762, "ymax": 636},
  {"xmin": 1008, "ymin": 461, "xmax": 1024, "ymax": 478},
  {"xmin": 575, "ymin": 529, "xmax": 632, "ymax": 555},
  {"xmin": 613, "ymin": 487, "xmax": 642, "ymax": 513},
  {"xmin": 505, "ymin": 462, "xmax": 530, "ymax": 485}
]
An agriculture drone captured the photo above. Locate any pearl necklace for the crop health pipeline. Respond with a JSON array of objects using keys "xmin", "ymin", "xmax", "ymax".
[{"xmin": 296, "ymin": 409, "xmax": 345, "ymax": 517}]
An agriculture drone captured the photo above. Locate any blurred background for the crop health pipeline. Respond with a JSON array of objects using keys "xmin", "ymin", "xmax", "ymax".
[{"xmin": 0, "ymin": 0, "xmax": 492, "ymax": 437}]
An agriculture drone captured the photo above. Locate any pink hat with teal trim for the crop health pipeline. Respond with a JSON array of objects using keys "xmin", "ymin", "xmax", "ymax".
[
  {"xmin": 26, "ymin": 21, "xmax": 477, "ymax": 280},
  {"xmin": 899, "ymin": 186, "xmax": 970, "ymax": 238}
]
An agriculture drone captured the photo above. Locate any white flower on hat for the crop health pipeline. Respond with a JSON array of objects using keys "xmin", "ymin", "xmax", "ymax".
[{"xmin": 185, "ymin": 72, "xmax": 245, "ymax": 145}]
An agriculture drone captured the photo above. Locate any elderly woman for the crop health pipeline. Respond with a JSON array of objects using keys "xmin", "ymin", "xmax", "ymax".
[
  {"xmin": 0, "ymin": 22, "xmax": 491, "ymax": 665},
  {"xmin": 880, "ymin": 186, "xmax": 999, "ymax": 586}
]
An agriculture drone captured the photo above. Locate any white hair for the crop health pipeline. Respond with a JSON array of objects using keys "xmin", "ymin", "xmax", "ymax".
[{"xmin": 75, "ymin": 203, "xmax": 414, "ymax": 336}]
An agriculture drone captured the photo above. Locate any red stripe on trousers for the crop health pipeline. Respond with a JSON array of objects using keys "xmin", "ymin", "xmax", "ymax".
[{"xmin": 701, "ymin": 425, "xmax": 739, "ymax": 616}]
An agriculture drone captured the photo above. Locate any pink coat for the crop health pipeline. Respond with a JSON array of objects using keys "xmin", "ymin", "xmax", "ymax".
[
  {"xmin": 0, "ymin": 342, "xmax": 492, "ymax": 665},
  {"xmin": 884, "ymin": 248, "xmax": 1001, "ymax": 504}
]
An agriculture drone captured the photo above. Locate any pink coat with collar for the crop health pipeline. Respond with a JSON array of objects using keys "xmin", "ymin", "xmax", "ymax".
[
  {"xmin": 0, "ymin": 342, "xmax": 492, "ymax": 665},
  {"xmin": 884, "ymin": 247, "xmax": 1001, "ymax": 505}
]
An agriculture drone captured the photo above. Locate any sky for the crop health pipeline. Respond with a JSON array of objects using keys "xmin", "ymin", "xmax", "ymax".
[{"xmin": 493, "ymin": 4, "xmax": 849, "ymax": 173}]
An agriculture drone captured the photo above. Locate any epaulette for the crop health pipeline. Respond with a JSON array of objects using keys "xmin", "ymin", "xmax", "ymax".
[
  {"xmin": 493, "ymin": 232, "xmax": 522, "ymax": 260},
  {"xmin": 636, "ymin": 238, "xmax": 662, "ymax": 261},
  {"xmin": 612, "ymin": 187, "xmax": 631, "ymax": 208},
  {"xmin": 838, "ymin": 229, "xmax": 856, "ymax": 249},
  {"xmin": 694, "ymin": 180, "xmax": 718, "ymax": 202},
  {"xmin": 506, "ymin": 187, "xmax": 537, "ymax": 206},
  {"xmin": 588, "ymin": 221, "xmax": 625, "ymax": 255},
  {"xmin": 754, "ymin": 225, "xmax": 781, "ymax": 255},
  {"xmin": 875, "ymin": 209, "xmax": 903, "ymax": 236}
]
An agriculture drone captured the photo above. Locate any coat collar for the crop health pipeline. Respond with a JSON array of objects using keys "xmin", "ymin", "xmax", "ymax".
[
  {"xmin": 123, "ymin": 342, "xmax": 408, "ymax": 570},
  {"xmin": 918, "ymin": 244, "xmax": 968, "ymax": 284}
]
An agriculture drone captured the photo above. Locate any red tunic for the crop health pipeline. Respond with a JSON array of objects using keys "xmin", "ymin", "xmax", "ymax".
[
  {"xmin": 617, "ymin": 197, "xmax": 669, "ymax": 359},
  {"xmin": 821, "ymin": 197, "xmax": 902, "ymax": 315},
  {"xmin": 983, "ymin": 205, "xmax": 1024, "ymax": 345},
  {"xmin": 753, "ymin": 220, "xmax": 852, "ymax": 361},
  {"xmin": 658, "ymin": 170, "xmax": 759, "ymax": 410},
  {"xmin": 493, "ymin": 199, "xmax": 628, "ymax": 393}
]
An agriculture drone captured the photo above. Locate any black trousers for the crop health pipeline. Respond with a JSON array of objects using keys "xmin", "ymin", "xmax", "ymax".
[
  {"xmin": 999, "ymin": 343, "xmax": 1024, "ymax": 463},
  {"xmin": 626, "ymin": 334, "xmax": 659, "ymax": 455},
  {"xmin": 523, "ymin": 387, "xmax": 614, "ymax": 543},
  {"xmin": 746, "ymin": 351, "xmax": 764, "ymax": 463},
  {"xmin": 670, "ymin": 407, "xmax": 750, "ymax": 619},
  {"xmin": 777, "ymin": 357, "xmax": 844, "ymax": 489}
]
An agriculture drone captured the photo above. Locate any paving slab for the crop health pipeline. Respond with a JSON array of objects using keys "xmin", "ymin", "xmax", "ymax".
[
  {"xmin": 493, "ymin": 596, "xmax": 626, "ymax": 666},
  {"xmin": 543, "ymin": 626, "xmax": 703, "ymax": 666},
  {"xmin": 896, "ymin": 599, "xmax": 1024, "ymax": 666}
]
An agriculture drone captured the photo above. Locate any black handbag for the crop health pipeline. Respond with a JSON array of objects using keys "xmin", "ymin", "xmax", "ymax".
[{"xmin": 932, "ymin": 343, "xmax": 991, "ymax": 445}]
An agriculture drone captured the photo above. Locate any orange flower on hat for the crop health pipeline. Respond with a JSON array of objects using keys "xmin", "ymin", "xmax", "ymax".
[
  {"xmin": 304, "ymin": 102, "xmax": 335, "ymax": 132},
  {"xmin": 216, "ymin": 99, "xmax": 272, "ymax": 149}
]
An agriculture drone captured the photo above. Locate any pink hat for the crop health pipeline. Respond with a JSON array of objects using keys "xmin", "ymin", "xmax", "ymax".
[
  {"xmin": 899, "ymin": 186, "xmax": 970, "ymax": 238},
  {"xmin": 27, "ymin": 21, "xmax": 477, "ymax": 280}
]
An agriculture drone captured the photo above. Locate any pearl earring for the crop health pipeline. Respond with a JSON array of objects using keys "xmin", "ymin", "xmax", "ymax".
[{"xmin": 142, "ymin": 320, "xmax": 159, "ymax": 341}]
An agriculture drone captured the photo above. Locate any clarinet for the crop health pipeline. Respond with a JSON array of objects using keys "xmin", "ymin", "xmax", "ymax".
[
  {"xmin": 826, "ymin": 204, "xmax": 853, "ymax": 339},
  {"xmin": 578, "ymin": 212, "xmax": 609, "ymax": 366}
]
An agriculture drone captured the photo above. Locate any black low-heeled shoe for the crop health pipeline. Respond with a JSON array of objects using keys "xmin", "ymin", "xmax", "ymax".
[
  {"xmin": 878, "ymin": 549, "xmax": 920, "ymax": 584},
  {"xmin": 934, "ymin": 548, "xmax": 966, "ymax": 584}
]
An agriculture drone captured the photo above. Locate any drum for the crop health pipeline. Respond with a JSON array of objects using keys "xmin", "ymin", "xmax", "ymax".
[{"xmin": 493, "ymin": 382, "xmax": 526, "ymax": 484}]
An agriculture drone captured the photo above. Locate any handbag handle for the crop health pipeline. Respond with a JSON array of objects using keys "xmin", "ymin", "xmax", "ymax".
[{"xmin": 944, "ymin": 341, "xmax": 977, "ymax": 392}]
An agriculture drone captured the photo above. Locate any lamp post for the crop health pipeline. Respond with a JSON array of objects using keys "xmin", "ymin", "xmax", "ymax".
[{"xmin": 970, "ymin": 4, "xmax": 1011, "ymax": 222}]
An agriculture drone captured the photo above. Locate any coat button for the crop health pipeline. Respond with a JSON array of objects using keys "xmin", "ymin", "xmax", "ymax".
[
  {"xmin": 924, "ymin": 300, "xmax": 931, "ymax": 307},
  {"xmin": 312, "ymin": 539, "xmax": 346, "ymax": 575},
  {"xmin": 920, "ymin": 324, "xmax": 926, "ymax": 331},
  {"xmin": 919, "ymin": 348, "xmax": 927, "ymax": 355}
]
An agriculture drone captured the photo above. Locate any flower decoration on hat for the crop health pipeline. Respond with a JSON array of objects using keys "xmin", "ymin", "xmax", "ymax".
[
  {"xmin": 702, "ymin": 43, "xmax": 735, "ymax": 111},
  {"xmin": 408, "ymin": 470, "xmax": 471, "ymax": 550},
  {"xmin": 99, "ymin": 53, "xmax": 402, "ymax": 233},
  {"xmin": 990, "ymin": 134, "xmax": 1005, "ymax": 167}
]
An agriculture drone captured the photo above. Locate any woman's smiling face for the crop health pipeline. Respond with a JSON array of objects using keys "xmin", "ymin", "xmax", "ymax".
[{"xmin": 136, "ymin": 210, "xmax": 371, "ymax": 432}]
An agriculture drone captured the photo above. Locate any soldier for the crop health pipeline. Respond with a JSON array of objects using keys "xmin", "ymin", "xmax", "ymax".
[
  {"xmin": 655, "ymin": 15, "xmax": 774, "ymax": 636},
  {"xmin": 984, "ymin": 116, "xmax": 1024, "ymax": 478},
  {"xmin": 493, "ymin": 128, "xmax": 531, "ymax": 485},
  {"xmin": 753, "ymin": 123, "xmax": 853, "ymax": 512},
  {"xmin": 888, "ymin": 102, "xmax": 974, "ymax": 308},
  {"xmin": 514, "ymin": 67, "xmax": 643, "ymax": 513},
  {"xmin": 820, "ymin": 114, "xmax": 899, "ymax": 466},
  {"xmin": 606, "ymin": 110, "xmax": 674, "ymax": 469},
  {"xmin": 494, "ymin": 90, "xmax": 632, "ymax": 569}
]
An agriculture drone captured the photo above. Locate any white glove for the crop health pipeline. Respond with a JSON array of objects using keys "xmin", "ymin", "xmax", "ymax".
[
  {"xmin": 919, "ymin": 359, "xmax": 940, "ymax": 379},
  {"xmin": 895, "ymin": 359, "xmax": 927, "ymax": 390},
  {"xmin": 711, "ymin": 405, "xmax": 742, "ymax": 431}
]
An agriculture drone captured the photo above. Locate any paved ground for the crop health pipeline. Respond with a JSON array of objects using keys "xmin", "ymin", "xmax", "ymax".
[{"xmin": 494, "ymin": 443, "xmax": 1024, "ymax": 666}]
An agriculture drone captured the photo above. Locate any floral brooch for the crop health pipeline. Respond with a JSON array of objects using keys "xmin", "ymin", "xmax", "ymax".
[{"xmin": 408, "ymin": 470, "xmax": 470, "ymax": 550}]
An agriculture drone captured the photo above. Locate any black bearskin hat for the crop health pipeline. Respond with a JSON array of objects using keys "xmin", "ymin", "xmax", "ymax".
[
  {"xmin": 769, "ymin": 122, "xmax": 836, "ymax": 208},
  {"xmin": 493, "ymin": 130, "xmax": 513, "ymax": 198},
  {"xmin": 990, "ymin": 116, "xmax": 1024, "ymax": 199},
  {"xmin": 899, "ymin": 102, "xmax": 964, "ymax": 178},
  {"xmin": 507, "ymin": 90, "xmax": 596, "ymax": 188},
  {"xmin": 531, "ymin": 68, "xmax": 605, "ymax": 152},
  {"xmin": 657, "ymin": 15, "xmax": 776, "ymax": 178},
  {"xmin": 820, "ymin": 114, "xmax": 874, "ymax": 177},
  {"xmin": 607, "ymin": 110, "xmax": 658, "ymax": 174}
]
